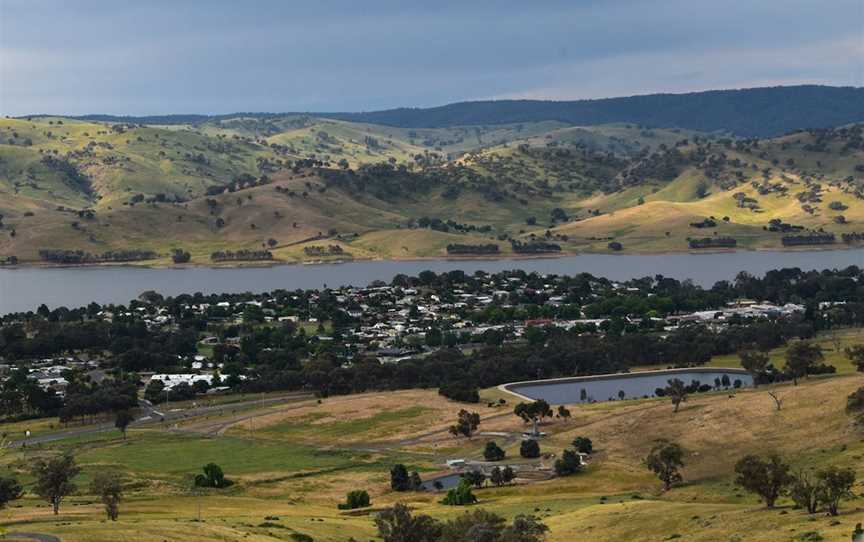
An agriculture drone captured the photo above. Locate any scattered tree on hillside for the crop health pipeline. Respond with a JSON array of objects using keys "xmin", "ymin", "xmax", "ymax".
[
  {"xmin": 572, "ymin": 436, "xmax": 593, "ymax": 455},
  {"xmin": 449, "ymin": 409, "xmax": 480, "ymax": 438},
  {"xmin": 194, "ymin": 463, "xmax": 231, "ymax": 488},
  {"xmin": 390, "ymin": 464, "xmax": 422, "ymax": 492},
  {"xmin": 520, "ymin": 439, "xmax": 540, "ymax": 459},
  {"xmin": 483, "ymin": 441, "xmax": 506, "ymax": 462},
  {"xmin": 554, "ymin": 449, "xmax": 583, "ymax": 476},
  {"xmin": 338, "ymin": 490, "xmax": 371, "ymax": 510},
  {"xmin": 31, "ymin": 453, "xmax": 80, "ymax": 515},
  {"xmin": 645, "ymin": 439, "xmax": 684, "ymax": 492},
  {"xmin": 665, "ymin": 378, "xmax": 688, "ymax": 412},
  {"xmin": 0, "ymin": 477, "xmax": 23, "ymax": 510},
  {"xmin": 441, "ymin": 479, "xmax": 477, "ymax": 506},
  {"xmin": 789, "ymin": 469, "xmax": 820, "ymax": 514},
  {"xmin": 91, "ymin": 471, "xmax": 124, "ymax": 520},
  {"xmin": 845, "ymin": 344, "xmax": 864, "ymax": 372},
  {"xmin": 739, "ymin": 350, "xmax": 770, "ymax": 385},
  {"xmin": 514, "ymin": 399, "xmax": 553, "ymax": 424},
  {"xmin": 114, "ymin": 409, "xmax": 134, "ymax": 439},
  {"xmin": 785, "ymin": 341, "xmax": 823, "ymax": 384},
  {"xmin": 556, "ymin": 405, "xmax": 571, "ymax": 421},
  {"xmin": 375, "ymin": 503, "xmax": 442, "ymax": 542},
  {"xmin": 816, "ymin": 466, "xmax": 856, "ymax": 516},
  {"xmin": 734, "ymin": 454, "xmax": 792, "ymax": 508}
]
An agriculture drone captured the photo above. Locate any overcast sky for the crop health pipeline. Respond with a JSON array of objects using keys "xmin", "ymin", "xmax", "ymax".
[{"xmin": 1, "ymin": 0, "xmax": 862, "ymax": 116}]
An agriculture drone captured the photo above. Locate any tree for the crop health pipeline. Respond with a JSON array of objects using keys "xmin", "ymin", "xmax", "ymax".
[
  {"xmin": 572, "ymin": 436, "xmax": 593, "ymax": 455},
  {"xmin": 449, "ymin": 409, "xmax": 481, "ymax": 438},
  {"xmin": 520, "ymin": 439, "xmax": 540, "ymax": 459},
  {"xmin": 410, "ymin": 471, "xmax": 423, "ymax": 491},
  {"xmin": 31, "ymin": 453, "xmax": 81, "ymax": 514},
  {"xmin": 816, "ymin": 466, "xmax": 856, "ymax": 516},
  {"xmin": 503, "ymin": 514, "xmax": 549, "ymax": 542},
  {"xmin": 0, "ymin": 477, "xmax": 23, "ymax": 510},
  {"xmin": 734, "ymin": 454, "xmax": 792, "ymax": 508},
  {"xmin": 375, "ymin": 503, "xmax": 442, "ymax": 542},
  {"xmin": 483, "ymin": 441, "xmax": 506, "ymax": 462},
  {"xmin": 90, "ymin": 471, "xmax": 123, "ymax": 520},
  {"xmin": 502, "ymin": 466, "xmax": 516, "ymax": 485},
  {"xmin": 114, "ymin": 409, "xmax": 134, "ymax": 439},
  {"xmin": 785, "ymin": 341, "xmax": 823, "ymax": 385},
  {"xmin": 439, "ymin": 509, "xmax": 504, "ymax": 541},
  {"xmin": 739, "ymin": 350, "xmax": 770, "ymax": 385},
  {"xmin": 645, "ymin": 439, "xmax": 684, "ymax": 491},
  {"xmin": 556, "ymin": 405, "xmax": 571, "ymax": 421},
  {"xmin": 144, "ymin": 378, "xmax": 166, "ymax": 404},
  {"xmin": 338, "ymin": 489, "xmax": 370, "ymax": 510},
  {"xmin": 789, "ymin": 469, "xmax": 820, "ymax": 514},
  {"xmin": 390, "ymin": 464, "xmax": 411, "ymax": 492},
  {"xmin": 441, "ymin": 479, "xmax": 477, "ymax": 506},
  {"xmin": 554, "ymin": 449, "xmax": 582, "ymax": 476},
  {"xmin": 845, "ymin": 344, "xmax": 864, "ymax": 372},
  {"xmin": 665, "ymin": 378, "xmax": 687, "ymax": 412},
  {"xmin": 171, "ymin": 249, "xmax": 191, "ymax": 264},
  {"xmin": 463, "ymin": 470, "xmax": 486, "ymax": 489},
  {"xmin": 194, "ymin": 463, "xmax": 230, "ymax": 488},
  {"xmin": 490, "ymin": 466, "xmax": 504, "ymax": 487},
  {"xmin": 513, "ymin": 400, "xmax": 552, "ymax": 424}
]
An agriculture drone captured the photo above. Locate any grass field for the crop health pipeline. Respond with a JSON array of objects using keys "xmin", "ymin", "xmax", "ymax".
[{"xmin": 1, "ymin": 343, "xmax": 862, "ymax": 542}]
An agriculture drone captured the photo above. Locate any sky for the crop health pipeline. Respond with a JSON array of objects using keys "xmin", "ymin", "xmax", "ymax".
[{"xmin": 1, "ymin": 0, "xmax": 862, "ymax": 116}]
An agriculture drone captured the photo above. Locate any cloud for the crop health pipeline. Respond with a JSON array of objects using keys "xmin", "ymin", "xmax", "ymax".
[{"xmin": 0, "ymin": 0, "xmax": 861, "ymax": 115}]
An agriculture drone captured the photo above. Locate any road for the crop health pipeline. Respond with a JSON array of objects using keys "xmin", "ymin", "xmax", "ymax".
[
  {"xmin": 8, "ymin": 392, "xmax": 313, "ymax": 447},
  {"xmin": 5, "ymin": 532, "xmax": 60, "ymax": 542}
]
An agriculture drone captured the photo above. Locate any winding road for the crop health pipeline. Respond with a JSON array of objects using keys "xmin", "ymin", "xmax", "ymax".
[{"xmin": 7, "ymin": 392, "xmax": 313, "ymax": 448}]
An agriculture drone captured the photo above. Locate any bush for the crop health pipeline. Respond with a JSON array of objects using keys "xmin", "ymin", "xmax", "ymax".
[
  {"xmin": 554, "ymin": 449, "xmax": 583, "ymax": 476},
  {"xmin": 572, "ymin": 436, "xmax": 593, "ymax": 454},
  {"xmin": 194, "ymin": 463, "xmax": 231, "ymax": 488},
  {"xmin": 483, "ymin": 441, "xmax": 506, "ymax": 462},
  {"xmin": 438, "ymin": 382, "xmax": 480, "ymax": 403},
  {"xmin": 441, "ymin": 479, "xmax": 477, "ymax": 506},
  {"xmin": 337, "ymin": 490, "xmax": 370, "ymax": 510},
  {"xmin": 520, "ymin": 439, "xmax": 540, "ymax": 459}
]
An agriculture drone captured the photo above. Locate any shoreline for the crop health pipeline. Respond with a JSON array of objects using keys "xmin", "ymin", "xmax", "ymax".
[{"xmin": 1, "ymin": 244, "xmax": 862, "ymax": 271}]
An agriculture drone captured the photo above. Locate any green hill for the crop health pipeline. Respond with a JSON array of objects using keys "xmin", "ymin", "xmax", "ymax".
[{"xmin": 1, "ymin": 114, "xmax": 863, "ymax": 266}]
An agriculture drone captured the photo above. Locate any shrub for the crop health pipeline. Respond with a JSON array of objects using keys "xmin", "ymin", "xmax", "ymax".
[
  {"xmin": 338, "ymin": 490, "xmax": 370, "ymax": 510},
  {"xmin": 520, "ymin": 439, "xmax": 540, "ymax": 459},
  {"xmin": 483, "ymin": 441, "xmax": 506, "ymax": 462}
]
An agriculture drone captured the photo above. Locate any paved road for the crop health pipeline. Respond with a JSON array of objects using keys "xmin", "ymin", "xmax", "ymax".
[
  {"xmin": 8, "ymin": 392, "xmax": 313, "ymax": 447},
  {"xmin": 5, "ymin": 532, "xmax": 60, "ymax": 542}
]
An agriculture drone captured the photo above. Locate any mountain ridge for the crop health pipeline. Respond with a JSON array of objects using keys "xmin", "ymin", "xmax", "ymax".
[{"xmin": 21, "ymin": 85, "xmax": 864, "ymax": 138}]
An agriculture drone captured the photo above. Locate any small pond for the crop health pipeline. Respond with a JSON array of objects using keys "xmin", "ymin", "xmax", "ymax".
[
  {"xmin": 420, "ymin": 473, "xmax": 463, "ymax": 491},
  {"xmin": 502, "ymin": 368, "xmax": 753, "ymax": 405}
]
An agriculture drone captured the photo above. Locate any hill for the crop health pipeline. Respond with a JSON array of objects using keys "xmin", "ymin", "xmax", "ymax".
[
  {"xmin": 56, "ymin": 85, "xmax": 864, "ymax": 138},
  {"xmin": 1, "ymin": 114, "xmax": 863, "ymax": 266},
  {"xmin": 2, "ymin": 359, "xmax": 863, "ymax": 541}
]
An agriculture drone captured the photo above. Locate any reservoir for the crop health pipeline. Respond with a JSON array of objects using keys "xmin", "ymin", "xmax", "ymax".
[
  {"xmin": 0, "ymin": 248, "xmax": 862, "ymax": 314},
  {"xmin": 502, "ymin": 368, "xmax": 754, "ymax": 405}
]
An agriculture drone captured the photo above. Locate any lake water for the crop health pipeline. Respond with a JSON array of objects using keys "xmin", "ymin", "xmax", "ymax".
[
  {"xmin": 0, "ymin": 249, "xmax": 862, "ymax": 314},
  {"xmin": 502, "ymin": 368, "xmax": 754, "ymax": 405}
]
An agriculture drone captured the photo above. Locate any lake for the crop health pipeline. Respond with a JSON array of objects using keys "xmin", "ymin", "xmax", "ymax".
[
  {"xmin": 1, "ymin": 248, "xmax": 862, "ymax": 314},
  {"xmin": 501, "ymin": 368, "xmax": 754, "ymax": 405}
]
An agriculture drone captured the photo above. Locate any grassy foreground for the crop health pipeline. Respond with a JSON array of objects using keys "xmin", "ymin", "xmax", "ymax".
[{"xmin": 1, "ymin": 359, "xmax": 863, "ymax": 540}]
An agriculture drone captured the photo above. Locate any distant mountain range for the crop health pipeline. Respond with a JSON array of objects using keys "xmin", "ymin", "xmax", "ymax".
[{"xmin": 47, "ymin": 85, "xmax": 864, "ymax": 138}]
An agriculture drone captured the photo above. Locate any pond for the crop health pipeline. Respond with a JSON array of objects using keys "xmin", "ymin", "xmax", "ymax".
[
  {"xmin": 501, "ymin": 368, "xmax": 754, "ymax": 405},
  {"xmin": 1, "ymin": 248, "xmax": 862, "ymax": 314}
]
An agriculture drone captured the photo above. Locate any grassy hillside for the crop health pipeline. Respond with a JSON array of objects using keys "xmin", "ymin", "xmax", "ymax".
[
  {"xmin": 2, "ymin": 336, "xmax": 863, "ymax": 541},
  {"xmin": 1, "ymin": 116, "xmax": 862, "ymax": 265}
]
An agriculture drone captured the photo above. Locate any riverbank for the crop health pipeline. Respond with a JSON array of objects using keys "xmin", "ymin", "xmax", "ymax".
[
  {"xmin": 3, "ymin": 249, "xmax": 864, "ymax": 315},
  {"xmin": 2, "ymin": 243, "xmax": 862, "ymax": 270}
]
